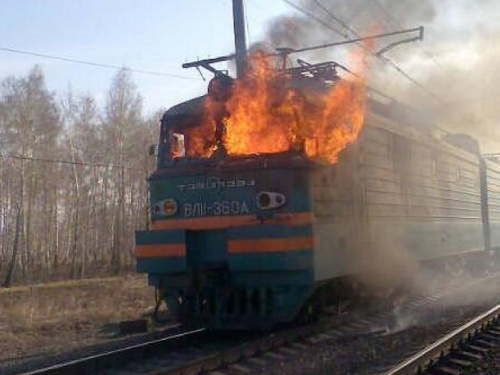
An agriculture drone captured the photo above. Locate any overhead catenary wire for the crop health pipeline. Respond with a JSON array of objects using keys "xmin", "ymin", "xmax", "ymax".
[
  {"xmin": 0, "ymin": 46, "xmax": 199, "ymax": 80},
  {"xmin": 243, "ymin": 0, "xmax": 252, "ymax": 45},
  {"xmin": 281, "ymin": 0, "xmax": 348, "ymax": 39},
  {"xmin": 377, "ymin": 55, "xmax": 440, "ymax": 100},
  {"xmin": 311, "ymin": 0, "xmax": 358, "ymax": 38},
  {"xmin": 289, "ymin": 0, "xmax": 442, "ymax": 102},
  {"xmin": 367, "ymin": 0, "xmax": 444, "ymax": 68},
  {"xmin": 247, "ymin": 0, "xmax": 275, "ymax": 17},
  {"xmin": 3, "ymin": 153, "xmax": 140, "ymax": 170},
  {"xmin": 280, "ymin": 27, "xmax": 423, "ymax": 54}
]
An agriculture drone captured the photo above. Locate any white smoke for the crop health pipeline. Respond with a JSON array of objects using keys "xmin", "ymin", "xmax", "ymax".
[{"xmin": 261, "ymin": 0, "xmax": 500, "ymax": 152}]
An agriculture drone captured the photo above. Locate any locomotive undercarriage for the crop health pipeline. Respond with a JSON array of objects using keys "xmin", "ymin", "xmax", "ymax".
[
  {"xmin": 153, "ymin": 266, "xmax": 311, "ymax": 330},
  {"xmin": 148, "ymin": 249, "xmax": 499, "ymax": 330}
]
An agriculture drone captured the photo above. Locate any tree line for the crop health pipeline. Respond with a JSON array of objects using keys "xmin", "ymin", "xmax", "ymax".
[{"xmin": 0, "ymin": 66, "xmax": 159, "ymax": 287}]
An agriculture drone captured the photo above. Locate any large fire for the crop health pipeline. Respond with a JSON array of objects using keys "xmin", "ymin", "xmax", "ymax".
[{"xmin": 188, "ymin": 48, "xmax": 368, "ymax": 164}]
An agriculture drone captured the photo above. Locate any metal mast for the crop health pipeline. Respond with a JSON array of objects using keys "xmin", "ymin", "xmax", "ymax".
[{"xmin": 232, "ymin": 0, "xmax": 247, "ymax": 78}]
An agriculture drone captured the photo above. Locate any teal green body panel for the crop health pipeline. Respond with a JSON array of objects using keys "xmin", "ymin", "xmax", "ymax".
[
  {"xmin": 228, "ymin": 224, "xmax": 312, "ymax": 238},
  {"xmin": 137, "ymin": 257, "xmax": 186, "ymax": 274},
  {"xmin": 485, "ymin": 159, "xmax": 500, "ymax": 250},
  {"xmin": 229, "ymin": 251, "xmax": 313, "ymax": 271},
  {"xmin": 136, "ymin": 229, "xmax": 185, "ymax": 244},
  {"xmin": 313, "ymin": 220, "xmax": 352, "ymax": 280},
  {"xmin": 186, "ymin": 229, "xmax": 228, "ymax": 266},
  {"xmin": 400, "ymin": 221, "xmax": 485, "ymax": 259},
  {"xmin": 314, "ymin": 220, "xmax": 485, "ymax": 281},
  {"xmin": 136, "ymin": 230, "xmax": 186, "ymax": 273},
  {"xmin": 311, "ymin": 122, "xmax": 488, "ymax": 283},
  {"xmin": 148, "ymin": 161, "xmax": 311, "ymax": 225},
  {"xmin": 227, "ymin": 225, "xmax": 313, "ymax": 271},
  {"xmin": 233, "ymin": 270, "xmax": 314, "ymax": 285}
]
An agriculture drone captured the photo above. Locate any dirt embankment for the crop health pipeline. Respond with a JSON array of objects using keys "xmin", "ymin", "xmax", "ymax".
[{"xmin": 0, "ymin": 275, "xmax": 154, "ymax": 362}]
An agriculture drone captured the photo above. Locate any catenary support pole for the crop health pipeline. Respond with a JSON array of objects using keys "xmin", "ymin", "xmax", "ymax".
[{"xmin": 232, "ymin": 0, "xmax": 247, "ymax": 78}]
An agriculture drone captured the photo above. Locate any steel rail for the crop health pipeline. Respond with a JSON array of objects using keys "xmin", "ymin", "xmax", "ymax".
[
  {"xmin": 148, "ymin": 322, "xmax": 328, "ymax": 375},
  {"xmin": 384, "ymin": 302, "xmax": 500, "ymax": 375},
  {"xmin": 20, "ymin": 328, "xmax": 206, "ymax": 375}
]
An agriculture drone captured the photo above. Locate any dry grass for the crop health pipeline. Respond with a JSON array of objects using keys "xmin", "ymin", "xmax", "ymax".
[{"xmin": 0, "ymin": 274, "xmax": 154, "ymax": 361}]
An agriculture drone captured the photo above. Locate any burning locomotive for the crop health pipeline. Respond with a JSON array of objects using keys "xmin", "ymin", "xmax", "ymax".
[
  {"xmin": 134, "ymin": 3, "xmax": 500, "ymax": 329},
  {"xmin": 134, "ymin": 51, "xmax": 500, "ymax": 329}
]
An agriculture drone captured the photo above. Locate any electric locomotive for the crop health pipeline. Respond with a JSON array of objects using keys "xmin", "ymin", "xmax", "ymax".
[{"xmin": 134, "ymin": 50, "xmax": 500, "ymax": 329}]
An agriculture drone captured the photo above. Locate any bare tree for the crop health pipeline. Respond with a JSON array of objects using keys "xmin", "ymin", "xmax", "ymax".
[
  {"xmin": 104, "ymin": 69, "xmax": 143, "ymax": 274},
  {"xmin": 0, "ymin": 66, "xmax": 60, "ymax": 286},
  {"xmin": 0, "ymin": 66, "xmax": 158, "ymax": 286}
]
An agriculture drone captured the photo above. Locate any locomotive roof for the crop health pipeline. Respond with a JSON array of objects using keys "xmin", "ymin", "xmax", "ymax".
[{"xmin": 161, "ymin": 95, "xmax": 206, "ymax": 130}]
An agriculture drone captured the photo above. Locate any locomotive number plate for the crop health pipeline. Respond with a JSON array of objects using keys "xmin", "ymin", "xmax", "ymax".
[{"xmin": 183, "ymin": 200, "xmax": 250, "ymax": 217}]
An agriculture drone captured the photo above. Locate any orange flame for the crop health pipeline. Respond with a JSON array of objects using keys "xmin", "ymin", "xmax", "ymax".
[
  {"xmin": 183, "ymin": 96, "xmax": 223, "ymax": 158},
  {"xmin": 196, "ymin": 47, "xmax": 368, "ymax": 163}
]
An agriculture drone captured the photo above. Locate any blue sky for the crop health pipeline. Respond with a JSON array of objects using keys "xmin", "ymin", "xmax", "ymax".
[{"xmin": 0, "ymin": 1, "xmax": 293, "ymax": 115}]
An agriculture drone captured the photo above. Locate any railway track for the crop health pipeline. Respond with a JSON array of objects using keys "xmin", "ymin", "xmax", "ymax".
[
  {"xmin": 20, "ymin": 328, "xmax": 206, "ymax": 375},
  {"xmin": 17, "ymin": 271, "xmax": 500, "ymax": 375},
  {"xmin": 14, "ymin": 305, "xmax": 391, "ymax": 375},
  {"xmin": 17, "ymin": 322, "xmax": 328, "ymax": 375},
  {"xmin": 383, "ymin": 303, "xmax": 500, "ymax": 375}
]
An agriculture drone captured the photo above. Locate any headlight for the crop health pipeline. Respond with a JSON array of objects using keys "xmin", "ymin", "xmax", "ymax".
[
  {"xmin": 163, "ymin": 199, "xmax": 178, "ymax": 216},
  {"xmin": 256, "ymin": 191, "xmax": 286, "ymax": 210},
  {"xmin": 153, "ymin": 198, "xmax": 178, "ymax": 216}
]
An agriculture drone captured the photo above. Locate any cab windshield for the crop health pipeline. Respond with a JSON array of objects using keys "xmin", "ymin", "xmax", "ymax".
[{"xmin": 157, "ymin": 95, "xmax": 219, "ymax": 166}]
